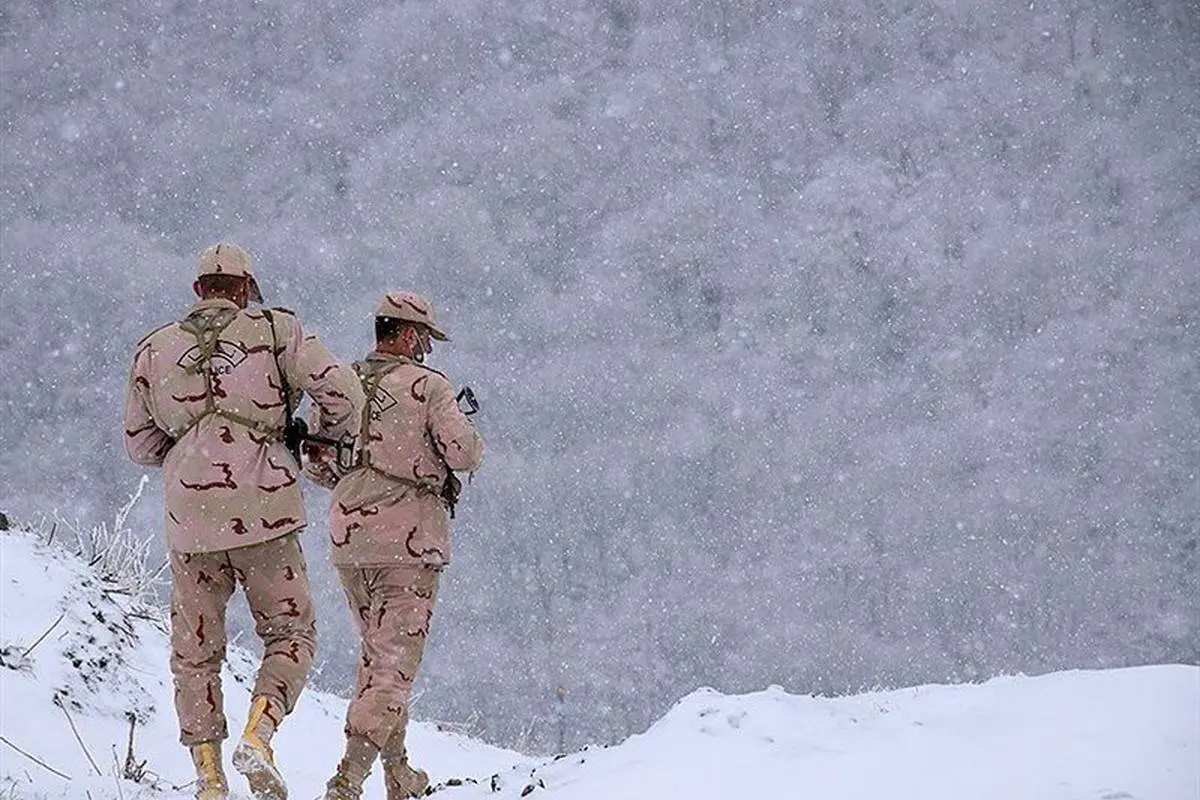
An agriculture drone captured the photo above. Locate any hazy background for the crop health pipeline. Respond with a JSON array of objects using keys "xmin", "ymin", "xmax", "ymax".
[{"xmin": 2, "ymin": 0, "xmax": 1197, "ymax": 752}]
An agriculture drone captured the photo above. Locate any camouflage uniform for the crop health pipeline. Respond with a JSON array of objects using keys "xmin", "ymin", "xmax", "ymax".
[
  {"xmin": 315, "ymin": 293, "xmax": 483, "ymax": 800},
  {"xmin": 123, "ymin": 243, "xmax": 363, "ymax": 798}
]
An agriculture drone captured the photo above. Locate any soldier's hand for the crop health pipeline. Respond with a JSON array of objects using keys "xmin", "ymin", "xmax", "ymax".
[
  {"xmin": 303, "ymin": 458, "xmax": 341, "ymax": 490},
  {"xmin": 301, "ymin": 440, "xmax": 334, "ymax": 463}
]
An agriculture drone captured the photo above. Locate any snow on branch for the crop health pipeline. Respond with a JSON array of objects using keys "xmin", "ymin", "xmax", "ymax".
[{"xmin": 49, "ymin": 477, "xmax": 167, "ymax": 603}]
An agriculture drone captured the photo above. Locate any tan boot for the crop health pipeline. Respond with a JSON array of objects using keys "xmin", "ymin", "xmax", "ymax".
[
  {"xmin": 190, "ymin": 741, "xmax": 229, "ymax": 800},
  {"xmin": 322, "ymin": 772, "xmax": 364, "ymax": 800},
  {"xmin": 380, "ymin": 727, "xmax": 428, "ymax": 800},
  {"xmin": 232, "ymin": 696, "xmax": 287, "ymax": 800},
  {"xmin": 322, "ymin": 735, "xmax": 377, "ymax": 800},
  {"xmin": 382, "ymin": 758, "xmax": 429, "ymax": 799}
]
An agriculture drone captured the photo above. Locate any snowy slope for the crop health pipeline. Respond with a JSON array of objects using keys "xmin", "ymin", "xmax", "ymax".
[
  {"xmin": 0, "ymin": 527, "xmax": 524, "ymax": 799},
  {"xmin": 453, "ymin": 668, "xmax": 1199, "ymax": 800},
  {"xmin": 2, "ymin": 526, "xmax": 1197, "ymax": 800}
]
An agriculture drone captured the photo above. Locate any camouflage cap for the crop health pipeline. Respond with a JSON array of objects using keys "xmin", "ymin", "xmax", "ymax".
[
  {"xmin": 197, "ymin": 242, "xmax": 263, "ymax": 303},
  {"xmin": 376, "ymin": 291, "xmax": 449, "ymax": 340}
]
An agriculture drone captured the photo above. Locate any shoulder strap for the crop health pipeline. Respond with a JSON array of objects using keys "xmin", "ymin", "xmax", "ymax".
[
  {"xmin": 350, "ymin": 358, "xmax": 455, "ymax": 508},
  {"xmin": 352, "ymin": 359, "xmax": 406, "ymax": 469},
  {"xmin": 169, "ymin": 307, "xmax": 256, "ymax": 440},
  {"xmin": 178, "ymin": 308, "xmax": 239, "ymax": 415}
]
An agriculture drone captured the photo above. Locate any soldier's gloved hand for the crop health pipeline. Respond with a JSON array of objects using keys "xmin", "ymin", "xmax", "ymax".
[
  {"xmin": 301, "ymin": 440, "xmax": 334, "ymax": 463},
  {"xmin": 302, "ymin": 452, "xmax": 340, "ymax": 489}
]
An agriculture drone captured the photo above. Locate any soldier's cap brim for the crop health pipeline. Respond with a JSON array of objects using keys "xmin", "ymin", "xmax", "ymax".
[
  {"xmin": 375, "ymin": 292, "xmax": 449, "ymax": 340},
  {"xmin": 374, "ymin": 315, "xmax": 449, "ymax": 341}
]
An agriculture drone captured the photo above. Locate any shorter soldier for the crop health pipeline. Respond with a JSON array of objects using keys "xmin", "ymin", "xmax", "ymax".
[
  {"xmin": 124, "ymin": 243, "xmax": 364, "ymax": 800},
  {"xmin": 311, "ymin": 292, "xmax": 484, "ymax": 800}
]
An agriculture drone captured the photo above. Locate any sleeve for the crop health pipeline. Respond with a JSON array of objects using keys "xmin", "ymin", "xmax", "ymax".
[
  {"xmin": 427, "ymin": 374, "xmax": 484, "ymax": 474},
  {"xmin": 122, "ymin": 344, "xmax": 174, "ymax": 467},
  {"xmin": 279, "ymin": 314, "xmax": 365, "ymax": 440}
]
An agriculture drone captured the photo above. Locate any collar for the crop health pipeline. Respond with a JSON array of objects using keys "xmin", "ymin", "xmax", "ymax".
[{"xmin": 365, "ymin": 349, "xmax": 415, "ymax": 365}]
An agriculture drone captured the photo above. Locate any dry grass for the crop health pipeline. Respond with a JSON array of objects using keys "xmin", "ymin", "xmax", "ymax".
[{"xmin": 48, "ymin": 476, "xmax": 167, "ymax": 604}]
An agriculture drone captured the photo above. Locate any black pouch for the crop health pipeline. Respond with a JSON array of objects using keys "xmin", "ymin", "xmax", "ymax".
[
  {"xmin": 441, "ymin": 471, "xmax": 463, "ymax": 518},
  {"xmin": 284, "ymin": 417, "xmax": 309, "ymax": 466}
]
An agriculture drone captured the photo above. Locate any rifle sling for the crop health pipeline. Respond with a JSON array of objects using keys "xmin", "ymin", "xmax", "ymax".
[{"xmin": 349, "ymin": 358, "xmax": 445, "ymax": 502}]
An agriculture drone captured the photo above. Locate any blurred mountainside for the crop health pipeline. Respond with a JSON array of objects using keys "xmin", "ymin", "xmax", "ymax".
[{"xmin": 1, "ymin": 0, "xmax": 1198, "ymax": 750}]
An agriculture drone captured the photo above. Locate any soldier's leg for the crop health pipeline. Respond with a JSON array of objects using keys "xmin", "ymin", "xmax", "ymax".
[
  {"xmin": 230, "ymin": 532, "xmax": 316, "ymax": 800},
  {"xmin": 345, "ymin": 563, "xmax": 438, "ymax": 746},
  {"xmin": 235, "ymin": 532, "xmax": 317, "ymax": 722},
  {"xmin": 325, "ymin": 566, "xmax": 381, "ymax": 796},
  {"xmin": 368, "ymin": 565, "xmax": 440, "ymax": 799},
  {"xmin": 170, "ymin": 549, "xmax": 236, "ymax": 798},
  {"xmin": 325, "ymin": 564, "xmax": 438, "ymax": 799},
  {"xmin": 169, "ymin": 548, "xmax": 236, "ymax": 746}
]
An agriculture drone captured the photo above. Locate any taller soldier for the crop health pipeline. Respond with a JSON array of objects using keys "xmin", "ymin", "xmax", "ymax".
[{"xmin": 123, "ymin": 243, "xmax": 364, "ymax": 800}]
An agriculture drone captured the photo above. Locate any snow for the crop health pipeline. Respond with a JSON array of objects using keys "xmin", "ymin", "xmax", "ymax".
[
  {"xmin": 4, "ymin": 2, "xmax": 1199, "ymax": 755},
  {"xmin": 0, "ymin": 528, "xmax": 522, "ymax": 799},
  {"xmin": 2, "ymin": 528, "xmax": 1196, "ymax": 800}
]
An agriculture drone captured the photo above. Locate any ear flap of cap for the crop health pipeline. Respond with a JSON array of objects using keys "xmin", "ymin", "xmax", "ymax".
[{"xmin": 247, "ymin": 275, "xmax": 263, "ymax": 304}]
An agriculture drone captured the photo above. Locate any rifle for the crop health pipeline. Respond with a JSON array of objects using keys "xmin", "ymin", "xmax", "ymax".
[
  {"xmin": 286, "ymin": 417, "xmax": 356, "ymax": 471},
  {"xmin": 442, "ymin": 386, "xmax": 480, "ymax": 516},
  {"xmin": 456, "ymin": 386, "xmax": 480, "ymax": 415}
]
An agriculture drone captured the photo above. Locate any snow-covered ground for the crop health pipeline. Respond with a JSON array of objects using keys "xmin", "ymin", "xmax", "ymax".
[{"xmin": 1, "ymin": 526, "xmax": 1196, "ymax": 800}]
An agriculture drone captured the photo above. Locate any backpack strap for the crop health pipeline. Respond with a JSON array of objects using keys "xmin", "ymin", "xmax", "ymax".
[
  {"xmin": 171, "ymin": 308, "xmax": 287, "ymax": 442},
  {"xmin": 177, "ymin": 307, "xmax": 238, "ymax": 413},
  {"xmin": 343, "ymin": 359, "xmax": 440, "ymax": 496},
  {"xmin": 352, "ymin": 358, "xmax": 403, "ymax": 468}
]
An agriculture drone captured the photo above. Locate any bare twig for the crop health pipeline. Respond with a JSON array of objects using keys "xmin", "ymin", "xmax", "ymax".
[
  {"xmin": 54, "ymin": 696, "xmax": 102, "ymax": 777},
  {"xmin": 122, "ymin": 711, "xmax": 148, "ymax": 783},
  {"xmin": 125, "ymin": 712, "xmax": 136, "ymax": 767},
  {"xmin": 0, "ymin": 735, "xmax": 71, "ymax": 780},
  {"xmin": 110, "ymin": 749, "xmax": 126, "ymax": 800},
  {"xmin": 22, "ymin": 612, "xmax": 67, "ymax": 658}
]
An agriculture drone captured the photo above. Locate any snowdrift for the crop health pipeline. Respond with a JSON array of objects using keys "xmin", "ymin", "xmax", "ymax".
[{"xmin": 1, "ymin": 526, "xmax": 1196, "ymax": 800}]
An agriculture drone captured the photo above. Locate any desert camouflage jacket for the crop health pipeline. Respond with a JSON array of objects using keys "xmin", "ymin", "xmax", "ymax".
[
  {"xmin": 322, "ymin": 351, "xmax": 484, "ymax": 567},
  {"xmin": 123, "ymin": 298, "xmax": 363, "ymax": 553}
]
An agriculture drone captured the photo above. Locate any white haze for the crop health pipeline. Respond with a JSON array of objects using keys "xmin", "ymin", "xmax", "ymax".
[{"xmin": 0, "ymin": 1, "xmax": 1197, "ymax": 750}]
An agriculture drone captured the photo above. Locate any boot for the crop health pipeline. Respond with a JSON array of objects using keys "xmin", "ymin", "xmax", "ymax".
[
  {"xmin": 380, "ymin": 725, "xmax": 428, "ymax": 800},
  {"xmin": 382, "ymin": 757, "xmax": 429, "ymax": 800},
  {"xmin": 322, "ymin": 772, "xmax": 363, "ymax": 800},
  {"xmin": 232, "ymin": 695, "xmax": 288, "ymax": 800},
  {"xmin": 190, "ymin": 741, "xmax": 229, "ymax": 800},
  {"xmin": 322, "ymin": 735, "xmax": 378, "ymax": 800}
]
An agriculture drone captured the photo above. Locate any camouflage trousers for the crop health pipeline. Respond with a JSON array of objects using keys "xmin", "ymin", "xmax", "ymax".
[
  {"xmin": 337, "ymin": 563, "xmax": 440, "ymax": 752},
  {"xmin": 169, "ymin": 532, "xmax": 316, "ymax": 746}
]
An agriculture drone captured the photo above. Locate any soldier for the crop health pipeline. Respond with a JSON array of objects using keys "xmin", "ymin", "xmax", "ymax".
[
  {"xmin": 310, "ymin": 292, "xmax": 484, "ymax": 800},
  {"xmin": 123, "ymin": 243, "xmax": 364, "ymax": 800}
]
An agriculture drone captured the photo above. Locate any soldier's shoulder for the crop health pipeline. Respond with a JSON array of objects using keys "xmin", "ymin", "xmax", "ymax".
[
  {"xmin": 251, "ymin": 306, "xmax": 305, "ymax": 337},
  {"xmin": 249, "ymin": 305, "xmax": 298, "ymax": 322},
  {"xmin": 409, "ymin": 361, "xmax": 453, "ymax": 386},
  {"xmin": 134, "ymin": 320, "xmax": 179, "ymax": 349}
]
